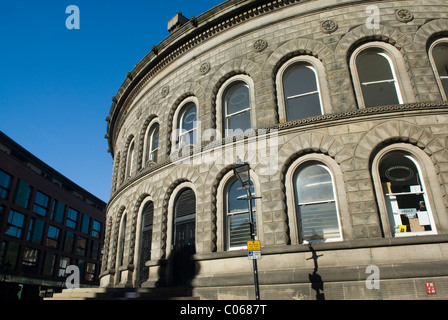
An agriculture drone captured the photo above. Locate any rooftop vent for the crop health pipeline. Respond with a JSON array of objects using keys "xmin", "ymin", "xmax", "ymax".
[{"xmin": 168, "ymin": 12, "xmax": 189, "ymax": 34}]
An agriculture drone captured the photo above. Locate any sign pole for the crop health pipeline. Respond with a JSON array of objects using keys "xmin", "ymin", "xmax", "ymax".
[{"xmin": 246, "ymin": 186, "xmax": 260, "ymax": 301}]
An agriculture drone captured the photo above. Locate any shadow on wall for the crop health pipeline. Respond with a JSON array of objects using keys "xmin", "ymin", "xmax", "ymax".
[
  {"xmin": 307, "ymin": 244, "xmax": 325, "ymax": 300},
  {"xmin": 156, "ymin": 244, "xmax": 200, "ymax": 291}
]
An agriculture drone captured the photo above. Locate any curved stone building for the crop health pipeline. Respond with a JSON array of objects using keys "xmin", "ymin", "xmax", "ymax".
[{"xmin": 101, "ymin": 0, "xmax": 448, "ymax": 299}]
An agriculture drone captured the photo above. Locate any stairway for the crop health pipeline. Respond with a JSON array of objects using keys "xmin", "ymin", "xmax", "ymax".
[{"xmin": 46, "ymin": 287, "xmax": 199, "ymax": 300}]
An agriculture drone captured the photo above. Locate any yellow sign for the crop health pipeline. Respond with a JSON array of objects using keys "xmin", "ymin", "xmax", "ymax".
[
  {"xmin": 398, "ymin": 225, "xmax": 407, "ymax": 233},
  {"xmin": 247, "ymin": 240, "xmax": 261, "ymax": 251}
]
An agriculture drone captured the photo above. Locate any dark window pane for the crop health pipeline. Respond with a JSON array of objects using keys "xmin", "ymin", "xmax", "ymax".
[
  {"xmin": 6, "ymin": 210, "xmax": 25, "ymax": 238},
  {"xmin": 227, "ymin": 110, "xmax": 251, "ymax": 133},
  {"xmin": 286, "ymin": 93, "xmax": 322, "ymax": 121},
  {"xmin": 361, "ymin": 81, "xmax": 400, "ymax": 107},
  {"xmin": 27, "ymin": 218, "xmax": 45, "ymax": 244},
  {"xmin": 356, "ymin": 52, "xmax": 394, "ymax": 83},
  {"xmin": 51, "ymin": 200, "xmax": 66, "ymax": 223},
  {"xmin": 0, "ymin": 170, "xmax": 12, "ymax": 199},
  {"xmin": 33, "ymin": 191, "xmax": 50, "ymax": 217},
  {"xmin": 225, "ymin": 82, "xmax": 250, "ymax": 115},
  {"xmin": 14, "ymin": 180, "xmax": 31, "ymax": 209},
  {"xmin": 433, "ymin": 43, "xmax": 448, "ymax": 77},
  {"xmin": 283, "ymin": 63, "xmax": 318, "ymax": 97}
]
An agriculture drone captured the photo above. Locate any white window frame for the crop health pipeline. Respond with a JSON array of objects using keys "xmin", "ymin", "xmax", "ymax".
[
  {"xmin": 215, "ymin": 75, "xmax": 257, "ymax": 137},
  {"xmin": 225, "ymin": 177, "xmax": 257, "ymax": 251},
  {"xmin": 371, "ymin": 145, "xmax": 439, "ymax": 238},
  {"xmin": 126, "ymin": 139, "xmax": 135, "ymax": 178},
  {"xmin": 350, "ymin": 42, "xmax": 416, "ymax": 108},
  {"xmin": 276, "ymin": 55, "xmax": 331, "ymax": 123},
  {"xmin": 143, "ymin": 119, "xmax": 159, "ymax": 165},
  {"xmin": 293, "ymin": 163, "xmax": 343, "ymax": 244},
  {"xmin": 428, "ymin": 38, "xmax": 448, "ymax": 100},
  {"xmin": 171, "ymin": 97, "xmax": 199, "ymax": 152}
]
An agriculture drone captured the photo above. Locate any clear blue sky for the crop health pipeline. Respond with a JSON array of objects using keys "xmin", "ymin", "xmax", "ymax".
[{"xmin": 0, "ymin": 0, "xmax": 224, "ymax": 202}]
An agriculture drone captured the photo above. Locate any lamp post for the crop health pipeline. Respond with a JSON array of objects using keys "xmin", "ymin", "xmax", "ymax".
[{"xmin": 233, "ymin": 160, "xmax": 260, "ymax": 300}]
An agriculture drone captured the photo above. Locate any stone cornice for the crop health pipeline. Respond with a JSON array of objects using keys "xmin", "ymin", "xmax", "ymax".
[{"xmin": 106, "ymin": 101, "xmax": 448, "ymax": 207}]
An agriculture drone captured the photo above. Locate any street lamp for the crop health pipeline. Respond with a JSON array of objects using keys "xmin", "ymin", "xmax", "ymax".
[{"xmin": 233, "ymin": 160, "xmax": 260, "ymax": 300}]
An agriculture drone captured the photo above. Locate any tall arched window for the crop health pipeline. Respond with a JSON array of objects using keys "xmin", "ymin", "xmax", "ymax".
[
  {"xmin": 145, "ymin": 123, "xmax": 159, "ymax": 164},
  {"xmin": 138, "ymin": 201, "xmax": 154, "ymax": 286},
  {"xmin": 118, "ymin": 213, "xmax": 127, "ymax": 267},
  {"xmin": 225, "ymin": 178, "xmax": 256, "ymax": 250},
  {"xmin": 177, "ymin": 102, "xmax": 197, "ymax": 146},
  {"xmin": 282, "ymin": 63, "xmax": 323, "ymax": 121},
  {"xmin": 350, "ymin": 42, "xmax": 414, "ymax": 108},
  {"xmin": 355, "ymin": 50, "xmax": 402, "ymax": 107},
  {"xmin": 429, "ymin": 38, "xmax": 448, "ymax": 100},
  {"xmin": 223, "ymin": 81, "xmax": 251, "ymax": 136},
  {"xmin": 375, "ymin": 151, "xmax": 437, "ymax": 236},
  {"xmin": 294, "ymin": 163, "xmax": 341, "ymax": 243},
  {"xmin": 126, "ymin": 140, "xmax": 135, "ymax": 177}
]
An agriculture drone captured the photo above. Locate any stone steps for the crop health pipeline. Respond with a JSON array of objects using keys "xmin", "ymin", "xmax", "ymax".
[{"xmin": 45, "ymin": 287, "xmax": 199, "ymax": 300}]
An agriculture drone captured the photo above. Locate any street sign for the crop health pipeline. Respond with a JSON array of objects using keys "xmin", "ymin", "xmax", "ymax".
[
  {"xmin": 248, "ymin": 251, "xmax": 261, "ymax": 260},
  {"xmin": 247, "ymin": 240, "xmax": 261, "ymax": 251}
]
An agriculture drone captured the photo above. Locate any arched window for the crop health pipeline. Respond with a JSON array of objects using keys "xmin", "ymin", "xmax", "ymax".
[
  {"xmin": 223, "ymin": 81, "xmax": 251, "ymax": 136},
  {"xmin": 177, "ymin": 102, "xmax": 197, "ymax": 146},
  {"xmin": 356, "ymin": 50, "xmax": 402, "ymax": 107},
  {"xmin": 429, "ymin": 38, "xmax": 448, "ymax": 100},
  {"xmin": 126, "ymin": 140, "xmax": 135, "ymax": 177},
  {"xmin": 282, "ymin": 62, "xmax": 323, "ymax": 121},
  {"xmin": 118, "ymin": 213, "xmax": 127, "ymax": 267},
  {"xmin": 294, "ymin": 163, "xmax": 341, "ymax": 243},
  {"xmin": 375, "ymin": 151, "xmax": 437, "ymax": 236},
  {"xmin": 225, "ymin": 178, "xmax": 256, "ymax": 250},
  {"xmin": 145, "ymin": 123, "xmax": 159, "ymax": 164},
  {"xmin": 138, "ymin": 201, "xmax": 154, "ymax": 286},
  {"xmin": 350, "ymin": 42, "xmax": 415, "ymax": 108}
]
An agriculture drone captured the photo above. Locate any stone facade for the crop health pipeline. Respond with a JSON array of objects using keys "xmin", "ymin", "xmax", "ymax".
[{"xmin": 101, "ymin": 0, "xmax": 448, "ymax": 299}]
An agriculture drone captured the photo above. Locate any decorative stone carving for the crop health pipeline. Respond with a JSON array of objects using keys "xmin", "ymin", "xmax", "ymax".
[
  {"xmin": 199, "ymin": 62, "xmax": 211, "ymax": 75},
  {"xmin": 396, "ymin": 9, "xmax": 414, "ymax": 22},
  {"xmin": 161, "ymin": 85, "xmax": 170, "ymax": 97},
  {"xmin": 321, "ymin": 20, "xmax": 338, "ymax": 33},
  {"xmin": 253, "ymin": 39, "xmax": 268, "ymax": 52}
]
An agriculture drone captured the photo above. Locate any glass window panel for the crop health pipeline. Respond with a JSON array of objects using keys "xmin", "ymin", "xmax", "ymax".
[
  {"xmin": 33, "ymin": 191, "xmax": 50, "ymax": 217},
  {"xmin": 58, "ymin": 257, "xmax": 70, "ymax": 277},
  {"xmin": 77, "ymin": 237, "xmax": 87, "ymax": 256},
  {"xmin": 296, "ymin": 165, "xmax": 335, "ymax": 204},
  {"xmin": 283, "ymin": 63, "xmax": 318, "ymax": 97},
  {"xmin": 227, "ymin": 110, "xmax": 251, "ymax": 133},
  {"xmin": 51, "ymin": 200, "xmax": 66, "ymax": 223},
  {"xmin": 298, "ymin": 202, "xmax": 340, "ymax": 241},
  {"xmin": 361, "ymin": 81, "xmax": 400, "ymax": 108},
  {"xmin": 179, "ymin": 103, "xmax": 197, "ymax": 132},
  {"xmin": 356, "ymin": 52, "xmax": 394, "ymax": 83},
  {"xmin": 14, "ymin": 180, "xmax": 31, "ymax": 209},
  {"xmin": 46, "ymin": 226, "xmax": 61, "ymax": 248},
  {"xmin": 228, "ymin": 211, "xmax": 257, "ymax": 248},
  {"xmin": 22, "ymin": 247, "xmax": 39, "ymax": 274},
  {"xmin": 379, "ymin": 152, "xmax": 435, "ymax": 235},
  {"xmin": 225, "ymin": 82, "xmax": 250, "ymax": 115},
  {"xmin": 286, "ymin": 93, "xmax": 322, "ymax": 121},
  {"xmin": 6, "ymin": 210, "xmax": 25, "ymax": 238},
  {"xmin": 0, "ymin": 170, "xmax": 11, "ymax": 199},
  {"xmin": 64, "ymin": 231, "xmax": 74, "ymax": 253},
  {"xmin": 92, "ymin": 220, "xmax": 102, "ymax": 238},
  {"xmin": 66, "ymin": 208, "xmax": 78, "ymax": 229},
  {"xmin": 227, "ymin": 180, "xmax": 255, "ymax": 213},
  {"xmin": 27, "ymin": 218, "xmax": 45, "ymax": 244},
  {"xmin": 433, "ymin": 43, "xmax": 448, "ymax": 77},
  {"xmin": 81, "ymin": 214, "xmax": 90, "ymax": 234},
  {"xmin": 43, "ymin": 252, "xmax": 56, "ymax": 276}
]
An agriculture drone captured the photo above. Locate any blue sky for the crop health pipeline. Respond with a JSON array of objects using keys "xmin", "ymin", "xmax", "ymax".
[{"xmin": 0, "ymin": 0, "xmax": 224, "ymax": 202}]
